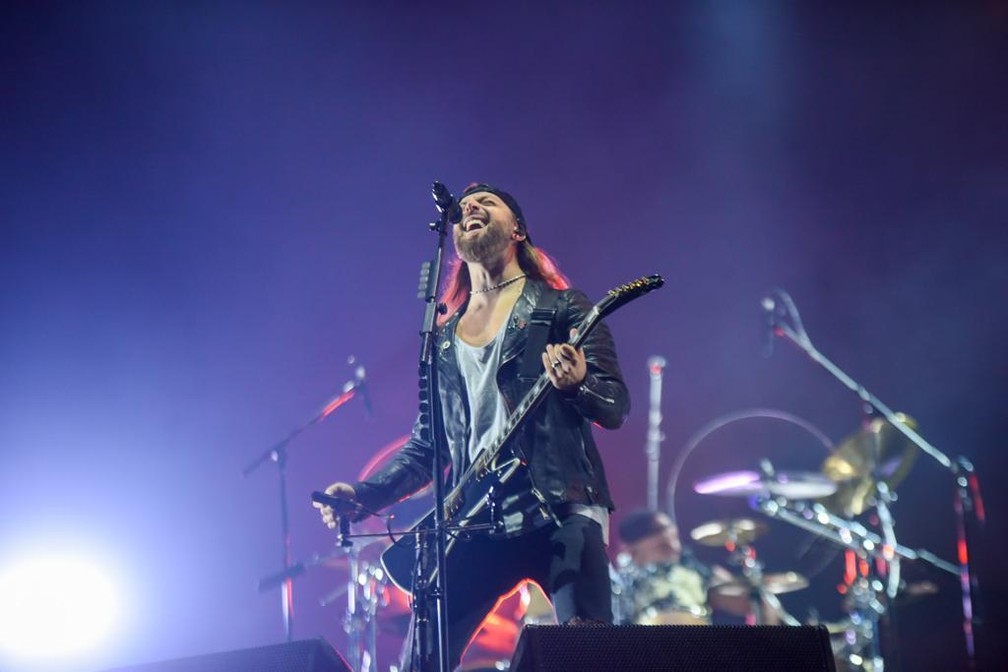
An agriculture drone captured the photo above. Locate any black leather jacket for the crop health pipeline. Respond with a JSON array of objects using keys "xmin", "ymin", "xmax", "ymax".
[{"xmin": 354, "ymin": 279, "xmax": 630, "ymax": 527}]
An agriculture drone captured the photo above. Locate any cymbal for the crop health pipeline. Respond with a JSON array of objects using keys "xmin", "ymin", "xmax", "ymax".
[
  {"xmin": 694, "ymin": 470, "xmax": 837, "ymax": 500},
  {"xmin": 709, "ymin": 571, "xmax": 809, "ymax": 598},
  {"xmin": 820, "ymin": 413, "xmax": 918, "ymax": 515},
  {"xmin": 689, "ymin": 518, "xmax": 768, "ymax": 547}
]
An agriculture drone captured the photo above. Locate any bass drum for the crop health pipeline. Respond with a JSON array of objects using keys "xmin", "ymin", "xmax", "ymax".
[{"xmin": 614, "ymin": 561, "xmax": 711, "ymax": 626}]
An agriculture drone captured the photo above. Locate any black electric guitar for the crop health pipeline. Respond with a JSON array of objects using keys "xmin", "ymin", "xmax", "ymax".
[{"xmin": 381, "ymin": 273, "xmax": 664, "ymax": 591}]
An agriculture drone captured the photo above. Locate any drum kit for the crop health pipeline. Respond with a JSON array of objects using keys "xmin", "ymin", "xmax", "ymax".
[{"xmin": 622, "ymin": 411, "xmax": 958, "ymax": 672}]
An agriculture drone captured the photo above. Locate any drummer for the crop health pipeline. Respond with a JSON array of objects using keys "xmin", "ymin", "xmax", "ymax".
[{"xmin": 614, "ymin": 509, "xmax": 781, "ymax": 625}]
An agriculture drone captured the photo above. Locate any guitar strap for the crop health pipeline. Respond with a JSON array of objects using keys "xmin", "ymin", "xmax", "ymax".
[
  {"xmin": 514, "ymin": 286, "xmax": 563, "ymax": 527},
  {"xmin": 518, "ymin": 287, "xmax": 561, "ymax": 382}
]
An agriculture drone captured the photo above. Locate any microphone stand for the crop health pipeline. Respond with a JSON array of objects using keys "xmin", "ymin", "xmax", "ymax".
[
  {"xmin": 765, "ymin": 289, "xmax": 984, "ymax": 667},
  {"xmin": 243, "ymin": 375, "xmax": 367, "ymax": 641},
  {"xmin": 410, "ymin": 181, "xmax": 455, "ymax": 672}
]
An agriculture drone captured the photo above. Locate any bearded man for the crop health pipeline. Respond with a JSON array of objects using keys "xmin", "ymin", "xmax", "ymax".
[{"xmin": 315, "ymin": 183, "xmax": 630, "ymax": 670}]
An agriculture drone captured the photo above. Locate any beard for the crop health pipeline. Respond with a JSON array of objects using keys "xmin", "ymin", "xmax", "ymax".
[{"xmin": 454, "ymin": 223, "xmax": 511, "ymax": 264}]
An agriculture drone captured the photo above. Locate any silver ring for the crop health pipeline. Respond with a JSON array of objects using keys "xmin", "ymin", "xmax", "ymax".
[{"xmin": 551, "ymin": 359, "xmax": 562, "ymax": 369}]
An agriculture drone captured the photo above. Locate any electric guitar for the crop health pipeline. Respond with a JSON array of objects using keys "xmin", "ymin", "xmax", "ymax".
[{"xmin": 380, "ymin": 273, "xmax": 664, "ymax": 591}]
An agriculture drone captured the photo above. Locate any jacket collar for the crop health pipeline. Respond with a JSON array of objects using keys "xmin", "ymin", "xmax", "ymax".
[{"xmin": 438, "ymin": 278, "xmax": 547, "ymax": 348}]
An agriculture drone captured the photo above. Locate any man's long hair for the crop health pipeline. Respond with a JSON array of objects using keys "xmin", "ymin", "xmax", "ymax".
[{"xmin": 439, "ymin": 240, "xmax": 569, "ymax": 324}]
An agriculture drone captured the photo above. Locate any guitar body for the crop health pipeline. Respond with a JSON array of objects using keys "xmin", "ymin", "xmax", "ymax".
[
  {"xmin": 381, "ymin": 510, "xmax": 435, "ymax": 592},
  {"xmin": 381, "ymin": 455, "xmax": 522, "ymax": 592}
]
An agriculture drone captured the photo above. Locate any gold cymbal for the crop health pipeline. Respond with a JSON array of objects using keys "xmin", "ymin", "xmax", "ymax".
[
  {"xmin": 819, "ymin": 413, "xmax": 918, "ymax": 515},
  {"xmin": 709, "ymin": 571, "xmax": 809, "ymax": 598},
  {"xmin": 689, "ymin": 518, "xmax": 769, "ymax": 547}
]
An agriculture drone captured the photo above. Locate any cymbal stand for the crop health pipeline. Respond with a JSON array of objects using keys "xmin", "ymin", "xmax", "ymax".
[
  {"xmin": 721, "ymin": 529, "xmax": 766, "ymax": 625},
  {"xmin": 841, "ymin": 574, "xmax": 886, "ymax": 672},
  {"xmin": 325, "ymin": 518, "xmax": 370, "ymax": 672},
  {"xmin": 341, "ymin": 553, "xmax": 386, "ymax": 672},
  {"xmin": 764, "ymin": 288, "xmax": 984, "ymax": 665}
]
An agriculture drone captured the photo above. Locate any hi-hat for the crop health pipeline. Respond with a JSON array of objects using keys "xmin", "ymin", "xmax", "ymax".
[
  {"xmin": 689, "ymin": 518, "xmax": 768, "ymax": 547},
  {"xmin": 694, "ymin": 470, "xmax": 837, "ymax": 500},
  {"xmin": 710, "ymin": 571, "xmax": 809, "ymax": 598},
  {"xmin": 820, "ymin": 413, "xmax": 918, "ymax": 515}
]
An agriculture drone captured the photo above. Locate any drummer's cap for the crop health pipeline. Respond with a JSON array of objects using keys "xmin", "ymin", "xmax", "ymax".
[{"xmin": 618, "ymin": 508, "xmax": 673, "ymax": 544}]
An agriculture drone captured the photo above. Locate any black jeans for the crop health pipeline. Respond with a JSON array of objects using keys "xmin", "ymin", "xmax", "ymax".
[{"xmin": 407, "ymin": 513, "xmax": 612, "ymax": 671}]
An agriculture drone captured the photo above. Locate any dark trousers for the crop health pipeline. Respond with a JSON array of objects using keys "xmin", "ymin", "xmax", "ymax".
[{"xmin": 407, "ymin": 513, "xmax": 612, "ymax": 671}]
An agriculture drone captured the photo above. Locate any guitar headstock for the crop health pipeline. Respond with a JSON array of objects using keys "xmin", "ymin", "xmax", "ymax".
[{"xmin": 597, "ymin": 273, "xmax": 665, "ymax": 318}]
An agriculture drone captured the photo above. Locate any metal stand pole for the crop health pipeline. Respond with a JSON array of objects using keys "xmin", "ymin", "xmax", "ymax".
[{"xmin": 645, "ymin": 356, "xmax": 666, "ymax": 511}]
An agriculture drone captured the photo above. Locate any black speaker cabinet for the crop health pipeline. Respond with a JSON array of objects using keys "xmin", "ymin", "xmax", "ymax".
[
  {"xmin": 100, "ymin": 638, "xmax": 352, "ymax": 672},
  {"xmin": 510, "ymin": 625, "xmax": 836, "ymax": 672}
]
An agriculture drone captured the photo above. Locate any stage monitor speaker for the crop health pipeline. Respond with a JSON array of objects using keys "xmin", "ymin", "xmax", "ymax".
[
  {"xmin": 511, "ymin": 624, "xmax": 836, "ymax": 672},
  {"xmin": 100, "ymin": 637, "xmax": 352, "ymax": 672}
]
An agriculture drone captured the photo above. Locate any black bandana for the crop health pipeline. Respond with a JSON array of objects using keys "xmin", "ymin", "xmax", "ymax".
[{"xmin": 461, "ymin": 183, "xmax": 531, "ymax": 242}]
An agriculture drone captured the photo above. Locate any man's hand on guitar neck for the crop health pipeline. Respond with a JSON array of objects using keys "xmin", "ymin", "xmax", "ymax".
[
  {"xmin": 313, "ymin": 482, "xmax": 359, "ymax": 529},
  {"xmin": 542, "ymin": 328, "xmax": 586, "ymax": 391}
]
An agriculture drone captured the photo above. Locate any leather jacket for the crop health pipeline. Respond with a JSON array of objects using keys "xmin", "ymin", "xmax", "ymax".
[{"xmin": 354, "ymin": 279, "xmax": 630, "ymax": 527}]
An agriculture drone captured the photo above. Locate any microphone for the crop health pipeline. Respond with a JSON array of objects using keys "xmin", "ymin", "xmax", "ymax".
[
  {"xmin": 432, "ymin": 181, "xmax": 462, "ymax": 224},
  {"xmin": 354, "ymin": 365, "xmax": 373, "ymax": 417},
  {"xmin": 760, "ymin": 295, "xmax": 778, "ymax": 358},
  {"xmin": 310, "ymin": 491, "xmax": 361, "ymax": 515},
  {"xmin": 343, "ymin": 364, "xmax": 373, "ymax": 417}
]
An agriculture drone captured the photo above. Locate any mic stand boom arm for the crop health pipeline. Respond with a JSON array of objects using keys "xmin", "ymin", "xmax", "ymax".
[
  {"xmin": 769, "ymin": 296, "xmax": 982, "ymax": 665},
  {"xmin": 242, "ymin": 378, "xmax": 366, "ymax": 642}
]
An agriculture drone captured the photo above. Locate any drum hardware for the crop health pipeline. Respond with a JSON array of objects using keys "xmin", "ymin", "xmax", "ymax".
[
  {"xmin": 717, "ymin": 536, "xmax": 780, "ymax": 625},
  {"xmin": 755, "ymin": 496, "xmax": 957, "ymax": 576},
  {"xmin": 323, "ymin": 545, "xmax": 392, "ymax": 672},
  {"xmin": 690, "ymin": 447, "xmax": 956, "ymax": 672},
  {"xmin": 686, "ymin": 516, "xmax": 791, "ymax": 623},
  {"xmin": 754, "ymin": 494, "xmax": 956, "ymax": 671},
  {"xmin": 742, "ymin": 488, "xmax": 889, "ymax": 666}
]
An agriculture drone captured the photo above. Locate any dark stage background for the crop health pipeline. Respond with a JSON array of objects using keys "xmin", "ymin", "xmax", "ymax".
[{"xmin": 2, "ymin": 3, "xmax": 1006, "ymax": 671}]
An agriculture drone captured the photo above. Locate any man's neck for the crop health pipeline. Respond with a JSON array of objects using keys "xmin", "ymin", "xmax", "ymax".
[{"xmin": 467, "ymin": 259, "xmax": 525, "ymax": 294}]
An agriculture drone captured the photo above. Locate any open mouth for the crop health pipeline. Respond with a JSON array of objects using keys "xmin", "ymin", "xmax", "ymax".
[{"xmin": 462, "ymin": 217, "xmax": 486, "ymax": 232}]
